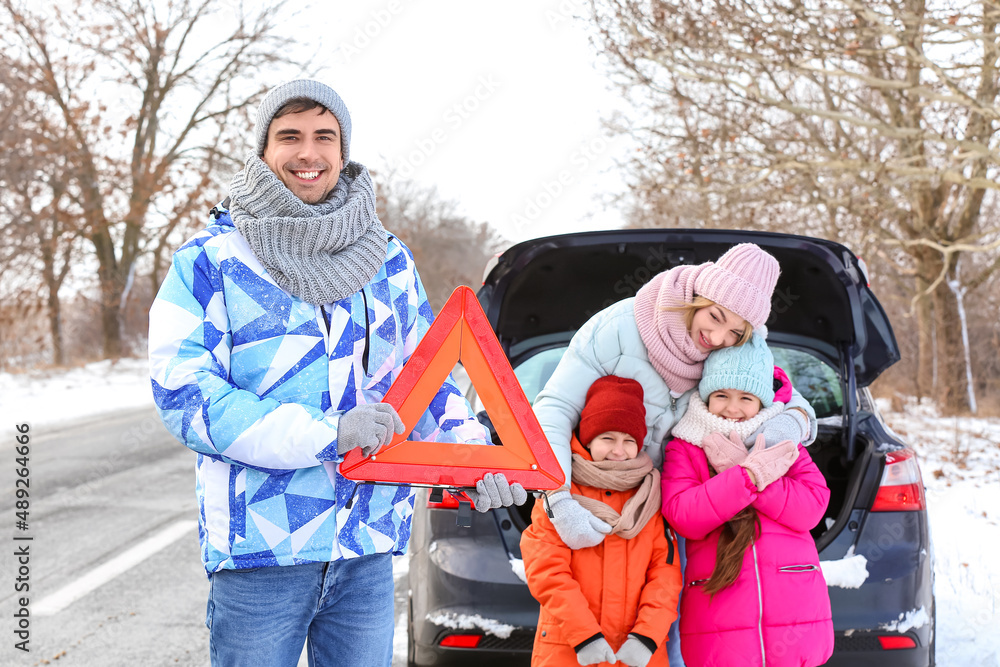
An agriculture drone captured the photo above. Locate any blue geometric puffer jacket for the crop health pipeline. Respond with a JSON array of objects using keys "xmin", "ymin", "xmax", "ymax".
[{"xmin": 149, "ymin": 209, "xmax": 489, "ymax": 575}]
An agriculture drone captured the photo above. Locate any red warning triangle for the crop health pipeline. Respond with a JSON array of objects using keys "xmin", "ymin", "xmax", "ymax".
[{"xmin": 340, "ymin": 285, "xmax": 565, "ymax": 491}]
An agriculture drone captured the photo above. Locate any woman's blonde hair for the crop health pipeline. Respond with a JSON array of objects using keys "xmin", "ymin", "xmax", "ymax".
[{"xmin": 665, "ymin": 296, "xmax": 753, "ymax": 346}]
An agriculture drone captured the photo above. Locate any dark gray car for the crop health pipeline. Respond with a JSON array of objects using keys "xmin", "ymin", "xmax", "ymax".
[{"xmin": 406, "ymin": 229, "xmax": 935, "ymax": 667}]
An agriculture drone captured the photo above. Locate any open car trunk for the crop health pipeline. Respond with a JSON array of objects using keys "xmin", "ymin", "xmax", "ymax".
[{"xmin": 475, "ymin": 229, "xmax": 900, "ymax": 558}]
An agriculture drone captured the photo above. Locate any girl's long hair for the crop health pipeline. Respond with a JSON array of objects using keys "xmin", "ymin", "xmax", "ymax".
[
  {"xmin": 703, "ymin": 459, "xmax": 760, "ymax": 595},
  {"xmin": 704, "ymin": 504, "xmax": 760, "ymax": 595}
]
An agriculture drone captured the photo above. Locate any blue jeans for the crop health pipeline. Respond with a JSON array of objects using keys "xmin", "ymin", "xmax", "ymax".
[{"xmin": 206, "ymin": 553, "xmax": 394, "ymax": 667}]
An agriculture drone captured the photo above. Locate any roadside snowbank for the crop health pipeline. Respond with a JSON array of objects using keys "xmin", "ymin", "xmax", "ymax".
[{"xmin": 0, "ymin": 358, "xmax": 153, "ymax": 428}]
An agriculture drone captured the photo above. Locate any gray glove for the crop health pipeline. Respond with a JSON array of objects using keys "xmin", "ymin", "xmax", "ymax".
[
  {"xmin": 616, "ymin": 635, "xmax": 653, "ymax": 667},
  {"xmin": 746, "ymin": 409, "xmax": 809, "ymax": 448},
  {"xmin": 548, "ymin": 490, "xmax": 612, "ymax": 549},
  {"xmin": 576, "ymin": 636, "xmax": 617, "ymax": 665},
  {"xmin": 336, "ymin": 403, "xmax": 405, "ymax": 457},
  {"xmin": 470, "ymin": 472, "xmax": 528, "ymax": 512}
]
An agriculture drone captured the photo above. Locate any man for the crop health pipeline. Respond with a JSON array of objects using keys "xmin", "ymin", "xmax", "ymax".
[{"xmin": 149, "ymin": 79, "xmax": 526, "ymax": 666}]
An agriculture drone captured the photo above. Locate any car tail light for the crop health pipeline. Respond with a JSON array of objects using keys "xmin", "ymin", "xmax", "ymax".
[
  {"xmin": 871, "ymin": 448, "xmax": 926, "ymax": 512},
  {"xmin": 878, "ymin": 635, "xmax": 917, "ymax": 649},
  {"xmin": 426, "ymin": 490, "xmax": 469, "ymax": 509},
  {"xmin": 439, "ymin": 634, "xmax": 482, "ymax": 648}
]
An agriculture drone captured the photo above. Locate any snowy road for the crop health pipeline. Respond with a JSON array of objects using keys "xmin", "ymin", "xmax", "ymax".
[{"xmin": 0, "ymin": 406, "xmax": 211, "ymax": 666}]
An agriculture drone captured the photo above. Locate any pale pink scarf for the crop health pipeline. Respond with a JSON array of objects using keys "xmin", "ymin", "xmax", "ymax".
[
  {"xmin": 633, "ymin": 264, "xmax": 711, "ymax": 394},
  {"xmin": 571, "ymin": 452, "xmax": 660, "ymax": 540}
]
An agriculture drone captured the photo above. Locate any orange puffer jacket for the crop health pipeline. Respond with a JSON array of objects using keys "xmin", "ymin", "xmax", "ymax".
[{"xmin": 521, "ymin": 436, "xmax": 683, "ymax": 667}]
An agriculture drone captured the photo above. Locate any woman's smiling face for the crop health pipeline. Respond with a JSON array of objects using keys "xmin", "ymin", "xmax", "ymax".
[{"xmin": 689, "ymin": 303, "xmax": 748, "ymax": 353}]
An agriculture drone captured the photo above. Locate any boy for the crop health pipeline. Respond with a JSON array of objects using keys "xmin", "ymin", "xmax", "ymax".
[{"xmin": 522, "ymin": 376, "xmax": 682, "ymax": 667}]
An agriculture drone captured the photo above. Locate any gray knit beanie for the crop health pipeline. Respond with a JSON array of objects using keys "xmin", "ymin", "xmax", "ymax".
[
  {"xmin": 699, "ymin": 332, "xmax": 775, "ymax": 408},
  {"xmin": 255, "ymin": 79, "xmax": 352, "ymax": 163}
]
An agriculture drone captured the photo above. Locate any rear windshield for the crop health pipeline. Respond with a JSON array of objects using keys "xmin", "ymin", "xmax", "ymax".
[
  {"xmin": 771, "ymin": 347, "xmax": 843, "ymax": 419},
  {"xmin": 509, "ymin": 345, "xmax": 843, "ymax": 420}
]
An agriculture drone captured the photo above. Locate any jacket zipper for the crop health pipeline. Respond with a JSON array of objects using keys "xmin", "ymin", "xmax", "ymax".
[
  {"xmin": 361, "ymin": 289, "xmax": 371, "ymax": 376},
  {"xmin": 752, "ymin": 543, "xmax": 766, "ymax": 666}
]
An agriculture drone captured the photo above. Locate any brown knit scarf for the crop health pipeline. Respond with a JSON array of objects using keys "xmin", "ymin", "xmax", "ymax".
[{"xmin": 571, "ymin": 452, "xmax": 661, "ymax": 540}]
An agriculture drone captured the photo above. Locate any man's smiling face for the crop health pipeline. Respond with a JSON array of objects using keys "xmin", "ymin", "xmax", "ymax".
[{"xmin": 262, "ymin": 108, "xmax": 344, "ymax": 204}]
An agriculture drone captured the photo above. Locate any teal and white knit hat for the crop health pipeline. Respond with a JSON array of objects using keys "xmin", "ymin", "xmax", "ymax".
[
  {"xmin": 698, "ymin": 332, "xmax": 775, "ymax": 408},
  {"xmin": 254, "ymin": 79, "xmax": 352, "ymax": 163}
]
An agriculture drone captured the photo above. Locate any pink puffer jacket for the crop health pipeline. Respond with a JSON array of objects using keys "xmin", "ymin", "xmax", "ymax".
[{"xmin": 661, "ymin": 438, "xmax": 834, "ymax": 667}]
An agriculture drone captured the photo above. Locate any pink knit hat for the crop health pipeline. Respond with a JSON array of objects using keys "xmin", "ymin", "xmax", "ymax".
[{"xmin": 694, "ymin": 243, "xmax": 779, "ymax": 330}]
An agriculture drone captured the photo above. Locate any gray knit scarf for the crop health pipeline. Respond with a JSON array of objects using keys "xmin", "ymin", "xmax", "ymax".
[{"xmin": 228, "ymin": 155, "xmax": 388, "ymax": 305}]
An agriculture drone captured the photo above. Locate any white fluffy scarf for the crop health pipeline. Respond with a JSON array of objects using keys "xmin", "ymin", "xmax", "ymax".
[{"xmin": 671, "ymin": 393, "xmax": 785, "ymax": 448}]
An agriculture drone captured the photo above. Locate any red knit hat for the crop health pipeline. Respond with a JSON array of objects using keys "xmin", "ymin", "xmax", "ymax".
[{"xmin": 579, "ymin": 376, "xmax": 647, "ymax": 446}]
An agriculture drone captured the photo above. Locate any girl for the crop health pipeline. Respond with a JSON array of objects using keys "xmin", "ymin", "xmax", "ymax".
[{"xmin": 661, "ymin": 333, "xmax": 834, "ymax": 666}]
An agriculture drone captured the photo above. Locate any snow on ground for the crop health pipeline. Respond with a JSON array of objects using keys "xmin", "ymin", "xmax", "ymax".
[
  {"xmin": 0, "ymin": 358, "xmax": 154, "ymax": 428},
  {"xmin": 2, "ymin": 361, "xmax": 998, "ymax": 664}
]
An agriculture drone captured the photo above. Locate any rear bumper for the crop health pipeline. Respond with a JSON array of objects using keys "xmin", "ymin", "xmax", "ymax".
[
  {"xmin": 823, "ymin": 633, "xmax": 930, "ymax": 666},
  {"xmin": 410, "ymin": 631, "xmax": 533, "ymax": 667}
]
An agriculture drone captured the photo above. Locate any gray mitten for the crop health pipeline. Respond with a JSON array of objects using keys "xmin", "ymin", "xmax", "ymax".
[
  {"xmin": 470, "ymin": 473, "xmax": 528, "ymax": 512},
  {"xmin": 746, "ymin": 409, "xmax": 809, "ymax": 448},
  {"xmin": 336, "ymin": 403, "xmax": 405, "ymax": 457},
  {"xmin": 616, "ymin": 635, "xmax": 654, "ymax": 667},
  {"xmin": 548, "ymin": 491, "xmax": 613, "ymax": 549},
  {"xmin": 576, "ymin": 636, "xmax": 617, "ymax": 665}
]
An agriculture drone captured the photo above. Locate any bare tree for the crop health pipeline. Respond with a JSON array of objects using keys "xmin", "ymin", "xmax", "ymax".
[
  {"xmin": 589, "ymin": 0, "xmax": 1000, "ymax": 412},
  {"xmin": 374, "ymin": 172, "xmax": 505, "ymax": 312},
  {"xmin": 0, "ymin": 0, "xmax": 300, "ymax": 359},
  {"xmin": 0, "ymin": 67, "xmax": 83, "ymax": 365}
]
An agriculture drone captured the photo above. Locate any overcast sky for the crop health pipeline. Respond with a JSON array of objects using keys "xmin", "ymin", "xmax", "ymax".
[{"xmin": 292, "ymin": 0, "xmax": 632, "ymax": 244}]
